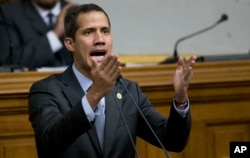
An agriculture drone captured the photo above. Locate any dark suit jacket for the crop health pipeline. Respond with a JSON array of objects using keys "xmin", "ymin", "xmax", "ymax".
[
  {"xmin": 28, "ymin": 66, "xmax": 191, "ymax": 158},
  {"xmin": 0, "ymin": 0, "xmax": 72, "ymax": 69}
]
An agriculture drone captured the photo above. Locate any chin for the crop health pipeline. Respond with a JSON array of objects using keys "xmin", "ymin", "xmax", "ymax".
[{"xmin": 37, "ymin": 2, "xmax": 57, "ymax": 10}]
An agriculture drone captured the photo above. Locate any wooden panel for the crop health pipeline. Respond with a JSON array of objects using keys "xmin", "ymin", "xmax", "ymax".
[
  {"xmin": 206, "ymin": 123, "xmax": 250, "ymax": 158},
  {"xmin": 0, "ymin": 114, "xmax": 33, "ymax": 137},
  {"xmin": 0, "ymin": 137, "xmax": 37, "ymax": 158},
  {"xmin": 0, "ymin": 59, "xmax": 249, "ymax": 158},
  {"xmin": 0, "ymin": 114, "xmax": 36, "ymax": 158}
]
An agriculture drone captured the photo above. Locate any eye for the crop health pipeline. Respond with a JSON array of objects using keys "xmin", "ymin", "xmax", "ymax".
[
  {"xmin": 83, "ymin": 29, "xmax": 94, "ymax": 35},
  {"xmin": 84, "ymin": 31, "xmax": 92, "ymax": 35},
  {"xmin": 102, "ymin": 28, "xmax": 110, "ymax": 34}
]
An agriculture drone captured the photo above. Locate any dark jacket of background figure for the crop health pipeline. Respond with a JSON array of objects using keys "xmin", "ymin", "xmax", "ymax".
[
  {"xmin": 28, "ymin": 66, "xmax": 192, "ymax": 158},
  {"xmin": 0, "ymin": 0, "xmax": 72, "ymax": 69}
]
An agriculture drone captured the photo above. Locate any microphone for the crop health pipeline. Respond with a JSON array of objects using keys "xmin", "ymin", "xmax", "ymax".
[
  {"xmin": 0, "ymin": 5, "xmax": 27, "ymax": 72},
  {"xmin": 117, "ymin": 75, "xmax": 171, "ymax": 158},
  {"xmin": 112, "ymin": 91, "xmax": 140, "ymax": 158},
  {"xmin": 159, "ymin": 14, "xmax": 228, "ymax": 64}
]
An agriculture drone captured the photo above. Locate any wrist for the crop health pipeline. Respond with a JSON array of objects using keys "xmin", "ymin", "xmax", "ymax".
[
  {"xmin": 174, "ymin": 93, "xmax": 188, "ymax": 103},
  {"xmin": 174, "ymin": 98, "xmax": 188, "ymax": 110}
]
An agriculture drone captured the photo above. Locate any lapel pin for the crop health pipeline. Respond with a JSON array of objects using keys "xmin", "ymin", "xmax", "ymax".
[{"xmin": 117, "ymin": 93, "xmax": 122, "ymax": 99}]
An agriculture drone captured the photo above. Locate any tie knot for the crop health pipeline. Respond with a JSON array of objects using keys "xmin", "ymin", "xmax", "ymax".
[{"xmin": 47, "ymin": 12, "xmax": 53, "ymax": 18}]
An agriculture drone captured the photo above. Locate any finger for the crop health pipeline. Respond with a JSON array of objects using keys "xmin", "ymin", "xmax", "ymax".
[
  {"xmin": 177, "ymin": 56, "xmax": 184, "ymax": 65},
  {"xmin": 62, "ymin": 3, "xmax": 76, "ymax": 13},
  {"xmin": 97, "ymin": 55, "xmax": 112, "ymax": 72},
  {"xmin": 177, "ymin": 56, "xmax": 185, "ymax": 70},
  {"xmin": 104, "ymin": 56, "xmax": 120, "ymax": 79},
  {"xmin": 185, "ymin": 66, "xmax": 193, "ymax": 81},
  {"xmin": 102, "ymin": 54, "xmax": 119, "ymax": 71},
  {"xmin": 186, "ymin": 55, "xmax": 197, "ymax": 67},
  {"xmin": 90, "ymin": 58, "xmax": 98, "ymax": 79},
  {"xmin": 97, "ymin": 55, "xmax": 119, "ymax": 81},
  {"xmin": 105, "ymin": 55, "xmax": 118, "ymax": 70},
  {"xmin": 107, "ymin": 60, "xmax": 121, "ymax": 81},
  {"xmin": 57, "ymin": 3, "xmax": 75, "ymax": 20},
  {"xmin": 91, "ymin": 58, "xmax": 98, "ymax": 69}
]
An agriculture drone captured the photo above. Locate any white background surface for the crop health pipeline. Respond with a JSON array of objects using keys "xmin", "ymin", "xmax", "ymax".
[{"xmin": 71, "ymin": 0, "xmax": 250, "ymax": 56}]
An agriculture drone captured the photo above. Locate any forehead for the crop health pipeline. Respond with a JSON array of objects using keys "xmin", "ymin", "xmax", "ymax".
[{"xmin": 76, "ymin": 11, "xmax": 110, "ymax": 28}]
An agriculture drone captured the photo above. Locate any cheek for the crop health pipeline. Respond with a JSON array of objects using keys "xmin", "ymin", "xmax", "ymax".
[
  {"xmin": 77, "ymin": 51, "xmax": 89, "ymax": 63},
  {"xmin": 108, "ymin": 37, "xmax": 113, "ymax": 50},
  {"xmin": 109, "ymin": 39, "xmax": 113, "ymax": 47},
  {"xmin": 74, "ymin": 52, "xmax": 92, "ymax": 71}
]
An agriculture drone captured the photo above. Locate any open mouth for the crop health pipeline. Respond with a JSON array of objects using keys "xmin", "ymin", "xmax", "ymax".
[
  {"xmin": 90, "ymin": 51, "xmax": 106, "ymax": 62},
  {"xmin": 90, "ymin": 51, "xmax": 106, "ymax": 56}
]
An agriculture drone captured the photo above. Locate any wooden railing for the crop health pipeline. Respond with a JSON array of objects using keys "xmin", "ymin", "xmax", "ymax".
[{"xmin": 0, "ymin": 60, "xmax": 249, "ymax": 158}]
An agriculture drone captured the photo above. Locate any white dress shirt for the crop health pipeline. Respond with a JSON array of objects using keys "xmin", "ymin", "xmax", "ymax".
[{"xmin": 32, "ymin": 1, "xmax": 63, "ymax": 53}]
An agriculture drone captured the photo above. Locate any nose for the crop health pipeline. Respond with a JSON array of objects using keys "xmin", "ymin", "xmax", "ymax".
[{"xmin": 94, "ymin": 31, "xmax": 105, "ymax": 45}]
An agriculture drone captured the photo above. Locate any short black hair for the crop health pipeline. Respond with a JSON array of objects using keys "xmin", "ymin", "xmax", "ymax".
[{"xmin": 64, "ymin": 3, "xmax": 111, "ymax": 39}]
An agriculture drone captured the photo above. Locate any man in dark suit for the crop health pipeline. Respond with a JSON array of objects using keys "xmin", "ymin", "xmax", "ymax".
[
  {"xmin": 0, "ymin": 0, "xmax": 75, "ymax": 69},
  {"xmin": 28, "ymin": 3, "xmax": 197, "ymax": 158}
]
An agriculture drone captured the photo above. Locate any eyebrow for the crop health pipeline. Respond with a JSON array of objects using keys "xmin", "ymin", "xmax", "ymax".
[{"xmin": 83, "ymin": 26, "xmax": 110, "ymax": 31}]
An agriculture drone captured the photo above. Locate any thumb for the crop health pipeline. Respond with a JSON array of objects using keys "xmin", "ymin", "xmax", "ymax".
[
  {"xmin": 90, "ymin": 58, "xmax": 98, "ymax": 77},
  {"xmin": 91, "ymin": 58, "xmax": 98, "ymax": 69}
]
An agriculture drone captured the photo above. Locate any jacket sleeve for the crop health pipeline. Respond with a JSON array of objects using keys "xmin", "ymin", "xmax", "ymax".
[
  {"xmin": 132, "ymin": 81, "xmax": 191, "ymax": 152},
  {"xmin": 28, "ymin": 77, "xmax": 92, "ymax": 153}
]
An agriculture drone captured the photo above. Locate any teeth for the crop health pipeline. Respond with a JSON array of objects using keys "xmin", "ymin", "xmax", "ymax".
[{"xmin": 91, "ymin": 56, "xmax": 104, "ymax": 61}]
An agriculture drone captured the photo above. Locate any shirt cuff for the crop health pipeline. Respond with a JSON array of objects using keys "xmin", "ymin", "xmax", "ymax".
[
  {"xmin": 173, "ymin": 98, "xmax": 189, "ymax": 118},
  {"xmin": 82, "ymin": 95, "xmax": 95, "ymax": 122},
  {"xmin": 46, "ymin": 31, "xmax": 63, "ymax": 53}
]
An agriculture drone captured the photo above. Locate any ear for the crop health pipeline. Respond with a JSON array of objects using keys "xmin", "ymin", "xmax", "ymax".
[{"xmin": 64, "ymin": 37, "xmax": 75, "ymax": 52}]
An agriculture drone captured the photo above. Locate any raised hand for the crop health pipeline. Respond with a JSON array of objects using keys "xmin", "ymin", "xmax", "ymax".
[
  {"xmin": 87, "ymin": 54, "xmax": 121, "ymax": 109},
  {"xmin": 53, "ymin": 3, "xmax": 76, "ymax": 38},
  {"xmin": 173, "ymin": 55, "xmax": 197, "ymax": 103}
]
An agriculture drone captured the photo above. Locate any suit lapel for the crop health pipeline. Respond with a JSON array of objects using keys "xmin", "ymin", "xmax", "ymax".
[
  {"xmin": 60, "ymin": 66, "xmax": 102, "ymax": 154},
  {"xmin": 23, "ymin": 0, "xmax": 48, "ymax": 34},
  {"xmin": 59, "ymin": 67, "xmax": 126, "ymax": 156},
  {"xmin": 87, "ymin": 127, "xmax": 103, "ymax": 156},
  {"xmin": 103, "ymin": 83, "xmax": 123, "ymax": 157},
  {"xmin": 60, "ymin": 67, "xmax": 84, "ymax": 107}
]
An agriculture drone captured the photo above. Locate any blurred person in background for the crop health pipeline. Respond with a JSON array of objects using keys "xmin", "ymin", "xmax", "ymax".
[{"xmin": 0, "ymin": 0, "xmax": 75, "ymax": 69}]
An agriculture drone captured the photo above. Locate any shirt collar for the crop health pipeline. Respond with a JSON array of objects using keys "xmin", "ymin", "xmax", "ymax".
[
  {"xmin": 32, "ymin": 1, "xmax": 61, "ymax": 19},
  {"xmin": 72, "ymin": 64, "xmax": 93, "ymax": 93}
]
